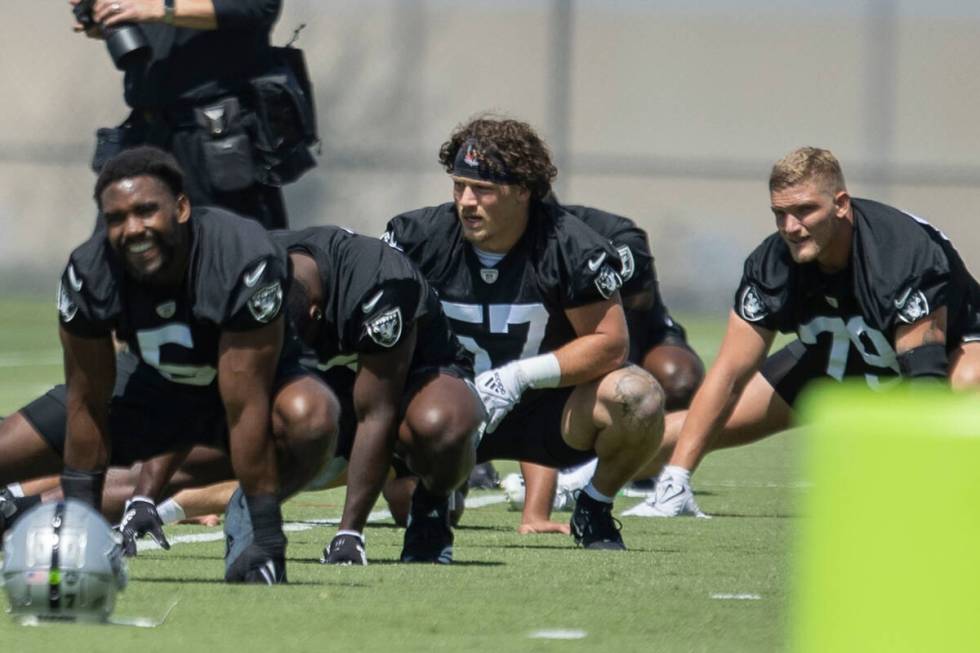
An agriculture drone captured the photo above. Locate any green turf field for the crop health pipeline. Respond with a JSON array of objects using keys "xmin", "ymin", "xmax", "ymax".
[{"xmin": 0, "ymin": 298, "xmax": 801, "ymax": 652}]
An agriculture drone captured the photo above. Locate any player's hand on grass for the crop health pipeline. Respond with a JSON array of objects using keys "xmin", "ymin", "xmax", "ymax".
[
  {"xmin": 474, "ymin": 363, "xmax": 527, "ymax": 433},
  {"xmin": 225, "ymin": 543, "xmax": 287, "ymax": 584},
  {"xmin": 321, "ymin": 532, "xmax": 368, "ymax": 565},
  {"xmin": 119, "ymin": 496, "xmax": 170, "ymax": 556},
  {"xmin": 517, "ymin": 519, "xmax": 571, "ymax": 535}
]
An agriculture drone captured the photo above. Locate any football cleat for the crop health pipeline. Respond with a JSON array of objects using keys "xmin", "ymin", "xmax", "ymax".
[
  {"xmin": 621, "ymin": 476, "xmax": 709, "ymax": 518},
  {"xmin": 400, "ymin": 485, "xmax": 453, "ymax": 564},
  {"xmin": 569, "ymin": 492, "xmax": 626, "ymax": 550},
  {"xmin": 321, "ymin": 532, "xmax": 368, "ymax": 566}
]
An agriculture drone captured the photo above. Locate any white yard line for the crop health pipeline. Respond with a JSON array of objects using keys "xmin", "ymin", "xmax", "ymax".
[
  {"xmin": 710, "ymin": 593, "xmax": 762, "ymax": 600},
  {"xmin": 139, "ymin": 493, "xmax": 508, "ymax": 552},
  {"xmin": 528, "ymin": 629, "xmax": 588, "ymax": 640}
]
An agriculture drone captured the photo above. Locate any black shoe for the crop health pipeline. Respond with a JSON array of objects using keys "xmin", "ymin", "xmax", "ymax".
[
  {"xmin": 400, "ymin": 485, "xmax": 453, "ymax": 564},
  {"xmin": 321, "ymin": 533, "xmax": 368, "ymax": 566},
  {"xmin": 570, "ymin": 492, "xmax": 626, "ymax": 550},
  {"xmin": 467, "ymin": 462, "xmax": 500, "ymax": 490}
]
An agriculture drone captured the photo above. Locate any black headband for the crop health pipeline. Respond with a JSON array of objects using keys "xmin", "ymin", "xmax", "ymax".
[{"xmin": 451, "ymin": 139, "xmax": 518, "ymax": 184}]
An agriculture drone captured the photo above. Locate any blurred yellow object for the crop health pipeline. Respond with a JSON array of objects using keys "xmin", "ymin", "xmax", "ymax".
[{"xmin": 792, "ymin": 382, "xmax": 980, "ymax": 652}]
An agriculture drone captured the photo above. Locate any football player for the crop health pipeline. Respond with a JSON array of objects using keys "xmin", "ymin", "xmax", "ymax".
[
  {"xmin": 279, "ymin": 226, "xmax": 483, "ymax": 564},
  {"xmin": 50, "ymin": 146, "xmax": 339, "ymax": 582},
  {"xmin": 2, "ymin": 225, "xmax": 483, "ymax": 567},
  {"xmin": 626, "ymin": 146, "xmax": 980, "ymax": 517},
  {"xmin": 515, "ymin": 199, "xmax": 705, "ymax": 533},
  {"xmin": 382, "ymin": 115, "xmax": 665, "ymax": 550}
]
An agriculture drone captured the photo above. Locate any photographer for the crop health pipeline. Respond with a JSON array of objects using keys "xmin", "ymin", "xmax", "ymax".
[{"xmin": 71, "ymin": 0, "xmax": 316, "ymax": 229}]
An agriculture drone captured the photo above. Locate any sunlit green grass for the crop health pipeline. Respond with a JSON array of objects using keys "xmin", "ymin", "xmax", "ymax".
[{"xmin": 0, "ymin": 298, "xmax": 800, "ymax": 652}]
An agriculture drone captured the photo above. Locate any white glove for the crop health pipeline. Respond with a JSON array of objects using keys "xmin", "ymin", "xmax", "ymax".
[{"xmin": 474, "ymin": 362, "xmax": 528, "ymax": 434}]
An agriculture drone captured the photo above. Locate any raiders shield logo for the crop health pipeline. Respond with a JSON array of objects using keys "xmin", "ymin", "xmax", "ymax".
[
  {"xmin": 480, "ymin": 268, "xmax": 499, "ymax": 284},
  {"xmin": 594, "ymin": 264, "xmax": 623, "ymax": 299},
  {"xmin": 463, "ymin": 143, "xmax": 480, "ymax": 167},
  {"xmin": 895, "ymin": 287, "xmax": 929, "ymax": 324},
  {"xmin": 366, "ymin": 307, "xmax": 403, "ymax": 348},
  {"xmin": 739, "ymin": 285, "xmax": 767, "ymax": 322},
  {"xmin": 248, "ymin": 282, "xmax": 283, "ymax": 324},
  {"xmin": 616, "ymin": 245, "xmax": 635, "ymax": 282},
  {"xmin": 57, "ymin": 282, "xmax": 77, "ymax": 322},
  {"xmin": 156, "ymin": 301, "xmax": 177, "ymax": 319}
]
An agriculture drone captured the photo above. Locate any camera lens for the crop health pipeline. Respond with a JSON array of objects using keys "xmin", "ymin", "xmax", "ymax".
[{"xmin": 104, "ymin": 24, "xmax": 150, "ymax": 70}]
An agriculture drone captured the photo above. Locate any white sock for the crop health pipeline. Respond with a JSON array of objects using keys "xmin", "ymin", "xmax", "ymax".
[
  {"xmin": 660, "ymin": 465, "xmax": 692, "ymax": 484},
  {"xmin": 156, "ymin": 498, "xmax": 186, "ymax": 525},
  {"xmin": 5, "ymin": 482, "xmax": 24, "ymax": 498},
  {"xmin": 336, "ymin": 529, "xmax": 364, "ymax": 542},
  {"xmin": 583, "ymin": 482, "xmax": 614, "ymax": 504}
]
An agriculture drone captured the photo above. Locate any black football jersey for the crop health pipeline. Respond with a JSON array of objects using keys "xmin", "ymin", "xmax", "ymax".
[
  {"xmin": 58, "ymin": 207, "xmax": 287, "ymax": 392},
  {"xmin": 734, "ymin": 198, "xmax": 980, "ymax": 383},
  {"xmin": 274, "ymin": 226, "xmax": 472, "ymax": 374},
  {"xmin": 559, "ymin": 205, "xmax": 655, "ymax": 300},
  {"xmin": 383, "ymin": 201, "xmax": 623, "ymax": 373}
]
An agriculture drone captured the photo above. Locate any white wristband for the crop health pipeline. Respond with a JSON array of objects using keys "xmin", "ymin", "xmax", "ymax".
[
  {"xmin": 516, "ymin": 353, "xmax": 562, "ymax": 389},
  {"xmin": 155, "ymin": 498, "xmax": 186, "ymax": 525}
]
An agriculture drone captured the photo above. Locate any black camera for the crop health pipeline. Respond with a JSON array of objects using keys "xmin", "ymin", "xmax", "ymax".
[{"xmin": 73, "ymin": 0, "xmax": 150, "ymax": 70}]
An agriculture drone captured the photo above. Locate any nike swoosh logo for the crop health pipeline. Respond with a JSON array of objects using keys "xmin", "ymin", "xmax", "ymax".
[
  {"xmin": 658, "ymin": 484, "xmax": 684, "ymax": 504},
  {"xmin": 587, "ymin": 252, "xmax": 607, "ymax": 272},
  {"xmin": 362, "ymin": 290, "xmax": 384, "ymax": 313},
  {"xmin": 244, "ymin": 261, "xmax": 267, "ymax": 288},
  {"xmin": 67, "ymin": 265, "xmax": 83, "ymax": 292},
  {"xmin": 894, "ymin": 286, "xmax": 912, "ymax": 309}
]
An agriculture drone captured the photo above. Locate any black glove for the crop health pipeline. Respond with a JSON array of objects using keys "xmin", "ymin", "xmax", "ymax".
[
  {"xmin": 119, "ymin": 496, "xmax": 170, "ymax": 557},
  {"xmin": 225, "ymin": 544, "xmax": 287, "ymax": 584},
  {"xmin": 321, "ymin": 532, "xmax": 367, "ymax": 566}
]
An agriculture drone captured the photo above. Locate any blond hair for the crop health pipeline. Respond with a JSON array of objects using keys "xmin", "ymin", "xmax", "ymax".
[{"xmin": 769, "ymin": 147, "xmax": 847, "ymax": 194}]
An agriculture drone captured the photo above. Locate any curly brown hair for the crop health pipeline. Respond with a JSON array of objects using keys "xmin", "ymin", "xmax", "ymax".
[{"xmin": 438, "ymin": 114, "xmax": 558, "ymax": 200}]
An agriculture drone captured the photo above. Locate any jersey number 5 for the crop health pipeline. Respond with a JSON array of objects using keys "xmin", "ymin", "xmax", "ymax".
[{"xmin": 136, "ymin": 324, "xmax": 218, "ymax": 386}]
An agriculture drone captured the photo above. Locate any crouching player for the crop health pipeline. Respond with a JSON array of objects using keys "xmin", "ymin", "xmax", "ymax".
[
  {"xmin": 3, "ymin": 147, "xmax": 339, "ymax": 583},
  {"xmin": 384, "ymin": 115, "xmax": 665, "ymax": 549},
  {"xmin": 277, "ymin": 226, "xmax": 484, "ymax": 564},
  {"xmin": 627, "ymin": 146, "xmax": 980, "ymax": 517}
]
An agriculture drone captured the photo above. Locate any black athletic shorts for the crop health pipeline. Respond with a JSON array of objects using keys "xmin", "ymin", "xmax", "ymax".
[
  {"xmin": 475, "ymin": 386, "xmax": 595, "ymax": 468},
  {"xmin": 318, "ymin": 362, "xmax": 472, "ymax": 466},
  {"xmin": 20, "ymin": 342, "xmax": 310, "ymax": 467},
  {"xmin": 759, "ymin": 339, "xmax": 833, "ymax": 407},
  {"xmin": 626, "ymin": 305, "xmax": 691, "ymax": 365}
]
